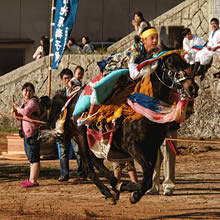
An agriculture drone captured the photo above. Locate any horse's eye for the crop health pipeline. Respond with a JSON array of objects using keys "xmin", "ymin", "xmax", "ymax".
[
  {"xmin": 167, "ymin": 58, "xmax": 174, "ymax": 66},
  {"xmin": 168, "ymin": 63, "xmax": 174, "ymax": 69}
]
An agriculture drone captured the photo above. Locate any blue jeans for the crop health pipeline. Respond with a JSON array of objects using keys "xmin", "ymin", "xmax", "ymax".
[
  {"xmin": 57, "ymin": 140, "xmax": 86, "ymax": 178},
  {"xmin": 71, "ymin": 140, "xmax": 87, "ymax": 178},
  {"xmin": 57, "ymin": 141, "xmax": 70, "ymax": 178},
  {"xmin": 24, "ymin": 135, "xmax": 40, "ymax": 163}
]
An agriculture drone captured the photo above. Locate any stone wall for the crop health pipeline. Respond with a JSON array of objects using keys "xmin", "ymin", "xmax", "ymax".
[
  {"xmin": 0, "ymin": 0, "xmax": 219, "ymax": 138},
  {"xmin": 0, "ymin": 54, "xmax": 108, "ymax": 128},
  {"xmin": 108, "ymin": 0, "xmax": 210, "ymax": 52},
  {"xmin": 107, "ymin": 0, "xmax": 220, "ymax": 138},
  {"xmin": 151, "ymin": 0, "xmax": 209, "ymax": 39},
  {"xmin": 0, "ymin": 52, "xmax": 219, "ymax": 138},
  {"xmin": 178, "ymin": 56, "xmax": 220, "ymax": 138}
]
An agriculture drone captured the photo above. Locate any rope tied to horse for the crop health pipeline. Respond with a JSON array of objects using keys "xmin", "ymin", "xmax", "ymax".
[{"xmin": 165, "ymin": 138, "xmax": 220, "ymax": 156}]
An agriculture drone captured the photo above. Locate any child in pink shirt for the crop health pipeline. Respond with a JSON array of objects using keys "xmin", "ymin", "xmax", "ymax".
[{"xmin": 13, "ymin": 82, "xmax": 41, "ymax": 187}]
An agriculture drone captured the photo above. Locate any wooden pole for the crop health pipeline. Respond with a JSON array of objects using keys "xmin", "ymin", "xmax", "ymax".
[
  {"xmin": 48, "ymin": 0, "xmax": 55, "ymax": 97},
  {"xmin": 165, "ymin": 138, "xmax": 220, "ymax": 144},
  {"xmin": 0, "ymin": 112, "xmax": 47, "ymax": 124}
]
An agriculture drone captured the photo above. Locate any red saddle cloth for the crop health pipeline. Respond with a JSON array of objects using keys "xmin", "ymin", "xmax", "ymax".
[
  {"xmin": 87, "ymin": 126, "xmax": 132, "ymax": 162},
  {"xmin": 87, "ymin": 127, "xmax": 114, "ymax": 159}
]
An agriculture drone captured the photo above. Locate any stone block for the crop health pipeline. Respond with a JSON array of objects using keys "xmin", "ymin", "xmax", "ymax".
[
  {"xmin": 164, "ymin": 17, "xmax": 172, "ymax": 26},
  {"xmin": 200, "ymin": 18, "xmax": 209, "ymax": 36},
  {"xmin": 171, "ymin": 14, "xmax": 182, "ymax": 25},
  {"xmin": 59, "ymin": 55, "xmax": 69, "ymax": 69},
  {"xmin": 68, "ymin": 63, "xmax": 77, "ymax": 73},
  {"xmin": 190, "ymin": 0, "xmax": 199, "ymax": 17},
  {"xmin": 182, "ymin": 19, "xmax": 192, "ymax": 27},
  {"xmin": 196, "ymin": 26, "xmax": 205, "ymax": 38},
  {"xmin": 192, "ymin": 12, "xmax": 201, "ymax": 30},
  {"xmin": 201, "ymin": 2, "xmax": 209, "ymax": 18},
  {"xmin": 69, "ymin": 54, "xmax": 81, "ymax": 65},
  {"xmin": 80, "ymin": 55, "xmax": 89, "ymax": 69},
  {"xmin": 199, "ymin": 0, "xmax": 207, "ymax": 7},
  {"xmin": 182, "ymin": 7, "xmax": 189, "ymax": 19},
  {"xmin": 212, "ymin": 56, "xmax": 220, "ymax": 69}
]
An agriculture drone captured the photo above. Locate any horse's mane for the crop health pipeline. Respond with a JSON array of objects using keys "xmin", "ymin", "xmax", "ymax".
[
  {"xmin": 47, "ymin": 85, "xmax": 87, "ymax": 129},
  {"xmin": 150, "ymin": 60, "xmax": 171, "ymax": 103}
]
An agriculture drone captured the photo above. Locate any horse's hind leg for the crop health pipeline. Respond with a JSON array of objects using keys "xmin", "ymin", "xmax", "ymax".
[
  {"xmin": 91, "ymin": 156, "xmax": 118, "ymax": 187},
  {"xmin": 76, "ymin": 133, "xmax": 117, "ymax": 204},
  {"xmin": 91, "ymin": 155, "xmax": 120, "ymax": 200}
]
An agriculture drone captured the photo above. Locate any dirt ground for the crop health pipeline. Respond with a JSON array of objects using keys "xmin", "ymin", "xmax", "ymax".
[{"xmin": 0, "ymin": 132, "xmax": 220, "ymax": 220}]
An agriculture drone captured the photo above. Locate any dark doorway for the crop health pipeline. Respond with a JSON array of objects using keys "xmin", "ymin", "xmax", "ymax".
[
  {"xmin": 168, "ymin": 26, "xmax": 185, "ymax": 49},
  {"xmin": 0, "ymin": 48, "xmax": 25, "ymax": 76}
]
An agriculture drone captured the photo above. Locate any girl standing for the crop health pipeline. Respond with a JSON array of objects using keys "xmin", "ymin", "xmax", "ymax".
[{"xmin": 13, "ymin": 82, "xmax": 41, "ymax": 187}]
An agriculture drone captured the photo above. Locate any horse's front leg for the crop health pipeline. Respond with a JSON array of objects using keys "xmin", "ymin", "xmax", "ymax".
[
  {"xmin": 76, "ymin": 133, "xmax": 117, "ymax": 205},
  {"xmin": 129, "ymin": 163, "xmax": 154, "ymax": 204},
  {"xmin": 126, "ymin": 146, "xmax": 158, "ymax": 204}
]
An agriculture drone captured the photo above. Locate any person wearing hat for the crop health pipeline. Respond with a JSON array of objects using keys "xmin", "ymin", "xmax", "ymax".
[
  {"xmin": 128, "ymin": 26, "xmax": 159, "ymax": 80},
  {"xmin": 77, "ymin": 27, "xmax": 160, "ymax": 126},
  {"xmin": 128, "ymin": 27, "xmax": 178, "ymax": 196}
]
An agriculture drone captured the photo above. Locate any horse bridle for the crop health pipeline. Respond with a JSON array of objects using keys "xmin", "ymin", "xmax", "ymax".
[{"xmin": 154, "ymin": 59, "xmax": 193, "ymax": 96}]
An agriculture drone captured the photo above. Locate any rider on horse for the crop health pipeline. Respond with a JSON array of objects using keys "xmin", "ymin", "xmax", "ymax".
[{"xmin": 77, "ymin": 26, "xmax": 160, "ymax": 126}]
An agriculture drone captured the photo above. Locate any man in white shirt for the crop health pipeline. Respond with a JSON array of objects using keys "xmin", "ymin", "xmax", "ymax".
[
  {"xmin": 182, "ymin": 28, "xmax": 206, "ymax": 69},
  {"xmin": 194, "ymin": 18, "xmax": 220, "ymax": 80}
]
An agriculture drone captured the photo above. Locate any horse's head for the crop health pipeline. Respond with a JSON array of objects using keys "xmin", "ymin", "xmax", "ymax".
[{"xmin": 157, "ymin": 52, "xmax": 199, "ymax": 99}]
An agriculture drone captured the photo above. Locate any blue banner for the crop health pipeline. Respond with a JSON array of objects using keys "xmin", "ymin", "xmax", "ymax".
[{"xmin": 51, "ymin": 0, "xmax": 78, "ymax": 69}]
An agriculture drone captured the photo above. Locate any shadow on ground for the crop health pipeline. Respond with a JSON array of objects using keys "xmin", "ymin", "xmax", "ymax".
[
  {"xmin": 0, "ymin": 163, "xmax": 60, "ymax": 182},
  {"xmin": 148, "ymin": 209, "xmax": 220, "ymax": 219}
]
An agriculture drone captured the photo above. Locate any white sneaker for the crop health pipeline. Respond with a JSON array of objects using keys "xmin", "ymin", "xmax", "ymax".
[{"xmin": 163, "ymin": 189, "xmax": 173, "ymax": 196}]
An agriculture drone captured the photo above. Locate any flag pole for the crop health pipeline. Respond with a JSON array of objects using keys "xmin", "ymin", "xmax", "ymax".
[{"xmin": 48, "ymin": 0, "xmax": 55, "ymax": 98}]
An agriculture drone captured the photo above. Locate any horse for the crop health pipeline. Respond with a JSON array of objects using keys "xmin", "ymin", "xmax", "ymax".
[{"xmin": 39, "ymin": 51, "xmax": 199, "ymax": 204}]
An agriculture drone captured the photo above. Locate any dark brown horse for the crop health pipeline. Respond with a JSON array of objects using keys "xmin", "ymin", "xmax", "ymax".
[{"xmin": 39, "ymin": 51, "xmax": 199, "ymax": 204}]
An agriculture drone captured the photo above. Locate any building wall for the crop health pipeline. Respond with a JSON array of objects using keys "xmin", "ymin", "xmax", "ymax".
[
  {"xmin": 0, "ymin": 0, "xmax": 50, "ymax": 39},
  {"xmin": 0, "ymin": 0, "xmax": 183, "ymax": 68},
  {"xmin": 0, "ymin": 0, "xmax": 50, "ymax": 72},
  {"xmin": 70, "ymin": 0, "xmax": 184, "ymax": 42}
]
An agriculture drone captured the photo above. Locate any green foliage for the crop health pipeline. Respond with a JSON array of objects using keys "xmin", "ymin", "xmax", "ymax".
[
  {"xmin": 0, "ymin": 127, "xmax": 19, "ymax": 133},
  {"xmin": 95, "ymin": 46, "xmax": 108, "ymax": 54}
]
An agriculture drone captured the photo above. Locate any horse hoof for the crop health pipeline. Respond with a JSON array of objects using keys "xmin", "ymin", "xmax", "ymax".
[
  {"xmin": 106, "ymin": 197, "xmax": 117, "ymax": 205},
  {"xmin": 129, "ymin": 192, "xmax": 136, "ymax": 204},
  {"xmin": 129, "ymin": 192, "xmax": 140, "ymax": 204},
  {"xmin": 111, "ymin": 189, "xmax": 120, "ymax": 201}
]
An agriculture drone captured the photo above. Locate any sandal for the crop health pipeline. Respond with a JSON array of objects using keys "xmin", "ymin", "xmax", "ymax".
[{"xmin": 21, "ymin": 179, "xmax": 39, "ymax": 188}]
